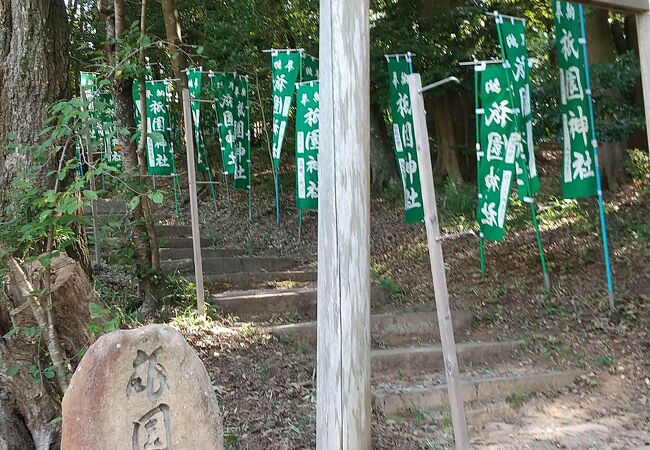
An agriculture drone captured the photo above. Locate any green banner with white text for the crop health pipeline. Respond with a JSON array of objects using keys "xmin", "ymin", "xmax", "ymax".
[
  {"xmin": 387, "ymin": 55, "xmax": 424, "ymax": 224},
  {"xmin": 233, "ymin": 75, "xmax": 251, "ymax": 190},
  {"xmin": 553, "ymin": 0, "xmax": 598, "ymax": 199},
  {"xmin": 212, "ymin": 73, "xmax": 237, "ymax": 175},
  {"xmin": 295, "ymin": 81, "xmax": 320, "ymax": 210},
  {"xmin": 476, "ymin": 64, "xmax": 518, "ymax": 242},
  {"xmin": 271, "ymin": 50, "xmax": 301, "ymax": 171},
  {"xmin": 497, "ymin": 16, "xmax": 540, "ymax": 198},
  {"xmin": 188, "ymin": 68, "xmax": 210, "ymax": 172}
]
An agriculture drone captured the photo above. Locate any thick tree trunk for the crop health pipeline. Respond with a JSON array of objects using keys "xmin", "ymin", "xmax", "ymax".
[
  {"xmin": 0, "ymin": 0, "xmax": 69, "ymax": 207},
  {"xmin": 0, "ymin": 255, "xmax": 98, "ymax": 450},
  {"xmin": 586, "ymin": 8, "xmax": 627, "ymax": 191},
  {"xmin": 427, "ymin": 93, "xmax": 463, "ymax": 181}
]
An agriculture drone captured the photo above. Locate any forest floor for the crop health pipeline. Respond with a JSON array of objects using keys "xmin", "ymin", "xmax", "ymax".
[{"xmin": 99, "ymin": 147, "xmax": 650, "ymax": 449}]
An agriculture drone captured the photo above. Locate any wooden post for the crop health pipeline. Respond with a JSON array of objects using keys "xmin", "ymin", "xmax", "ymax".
[
  {"xmin": 317, "ymin": 0, "xmax": 371, "ymax": 449},
  {"xmin": 80, "ymin": 88, "xmax": 101, "ymax": 267},
  {"xmin": 637, "ymin": 11, "xmax": 650, "ymax": 154},
  {"xmin": 408, "ymin": 73, "xmax": 470, "ymax": 449},
  {"xmin": 181, "ymin": 88, "xmax": 206, "ymax": 317}
]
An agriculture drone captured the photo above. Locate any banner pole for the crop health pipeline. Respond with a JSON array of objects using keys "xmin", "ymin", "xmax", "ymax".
[
  {"xmin": 206, "ymin": 169, "xmax": 218, "ymax": 211},
  {"xmin": 578, "ymin": 3, "xmax": 615, "ymax": 309},
  {"xmin": 274, "ymin": 169, "xmax": 281, "ymax": 225},
  {"xmin": 409, "ymin": 73, "xmax": 470, "ymax": 449},
  {"xmin": 473, "ymin": 67, "xmax": 486, "ymax": 275},
  {"xmin": 495, "ymin": 13, "xmax": 550, "ymax": 289},
  {"xmin": 172, "ymin": 174, "xmax": 180, "ymax": 219}
]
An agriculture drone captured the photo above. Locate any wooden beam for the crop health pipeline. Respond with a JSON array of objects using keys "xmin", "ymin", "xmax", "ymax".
[
  {"xmin": 576, "ymin": 0, "xmax": 649, "ymax": 12},
  {"xmin": 637, "ymin": 12, "xmax": 650, "ymax": 153},
  {"xmin": 317, "ymin": 0, "xmax": 371, "ymax": 448},
  {"xmin": 181, "ymin": 88, "xmax": 206, "ymax": 317},
  {"xmin": 408, "ymin": 73, "xmax": 470, "ymax": 450}
]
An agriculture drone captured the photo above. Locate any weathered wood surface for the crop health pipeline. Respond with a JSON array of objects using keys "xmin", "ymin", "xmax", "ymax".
[
  {"xmin": 578, "ymin": 0, "xmax": 648, "ymax": 12},
  {"xmin": 636, "ymin": 11, "xmax": 650, "ymax": 154},
  {"xmin": 408, "ymin": 73, "xmax": 470, "ymax": 449},
  {"xmin": 181, "ymin": 88, "xmax": 206, "ymax": 316},
  {"xmin": 317, "ymin": 0, "xmax": 372, "ymax": 448}
]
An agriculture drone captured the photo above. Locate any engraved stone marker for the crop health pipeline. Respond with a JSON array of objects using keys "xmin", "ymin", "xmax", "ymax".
[{"xmin": 62, "ymin": 324, "xmax": 223, "ymax": 450}]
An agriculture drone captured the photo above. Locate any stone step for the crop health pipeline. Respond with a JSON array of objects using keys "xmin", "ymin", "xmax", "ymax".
[
  {"xmin": 83, "ymin": 200, "xmax": 127, "ymax": 216},
  {"xmin": 158, "ymin": 237, "xmax": 213, "ymax": 249},
  {"xmin": 200, "ymin": 270, "xmax": 318, "ymax": 286},
  {"xmin": 373, "ymin": 369, "xmax": 583, "ymax": 416},
  {"xmin": 156, "ymin": 225, "xmax": 193, "ymax": 238},
  {"xmin": 210, "ymin": 285, "xmax": 385, "ymax": 319},
  {"xmin": 270, "ymin": 310, "xmax": 474, "ymax": 347},
  {"xmin": 371, "ymin": 340, "xmax": 523, "ymax": 375},
  {"xmin": 159, "ymin": 247, "xmax": 240, "ymax": 260},
  {"xmin": 162, "ymin": 256, "xmax": 300, "ymax": 275}
]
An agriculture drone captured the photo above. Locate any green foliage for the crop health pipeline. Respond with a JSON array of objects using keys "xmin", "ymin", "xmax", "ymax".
[{"xmin": 627, "ymin": 149, "xmax": 650, "ymax": 184}]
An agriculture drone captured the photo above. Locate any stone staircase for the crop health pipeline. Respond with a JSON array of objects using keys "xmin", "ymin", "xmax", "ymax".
[
  {"xmin": 86, "ymin": 208, "xmax": 582, "ymax": 428},
  {"xmin": 155, "ymin": 224, "xmax": 583, "ymax": 427}
]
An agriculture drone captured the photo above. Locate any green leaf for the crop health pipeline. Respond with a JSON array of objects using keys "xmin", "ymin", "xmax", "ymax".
[
  {"xmin": 197, "ymin": 46, "xmax": 204, "ymax": 55},
  {"xmin": 44, "ymin": 368, "xmax": 56, "ymax": 379},
  {"xmin": 87, "ymin": 323, "xmax": 103, "ymax": 334},
  {"xmin": 148, "ymin": 191, "xmax": 164, "ymax": 205},
  {"xmin": 89, "ymin": 302, "xmax": 105, "ymax": 319},
  {"xmin": 23, "ymin": 327, "xmax": 42, "ymax": 337},
  {"xmin": 83, "ymin": 190, "xmax": 98, "ymax": 201},
  {"xmin": 50, "ymin": 416, "xmax": 63, "ymax": 425},
  {"xmin": 3, "ymin": 327, "xmax": 20, "ymax": 339},
  {"xmin": 128, "ymin": 195, "xmax": 141, "ymax": 210},
  {"xmin": 5, "ymin": 366, "xmax": 20, "ymax": 377}
]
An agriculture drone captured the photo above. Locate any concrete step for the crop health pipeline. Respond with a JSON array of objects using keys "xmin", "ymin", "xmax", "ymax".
[
  {"xmin": 158, "ymin": 237, "xmax": 213, "ymax": 249},
  {"xmin": 270, "ymin": 310, "xmax": 474, "ymax": 347},
  {"xmin": 200, "ymin": 270, "xmax": 318, "ymax": 286},
  {"xmin": 162, "ymin": 256, "xmax": 300, "ymax": 275},
  {"xmin": 156, "ymin": 225, "xmax": 193, "ymax": 238},
  {"xmin": 373, "ymin": 369, "xmax": 583, "ymax": 416},
  {"xmin": 159, "ymin": 247, "xmax": 240, "ymax": 260},
  {"xmin": 210, "ymin": 285, "xmax": 385, "ymax": 319},
  {"xmin": 371, "ymin": 340, "xmax": 523, "ymax": 375}
]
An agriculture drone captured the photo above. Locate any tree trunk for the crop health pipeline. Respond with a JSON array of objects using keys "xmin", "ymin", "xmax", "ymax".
[
  {"xmin": 0, "ymin": 255, "xmax": 98, "ymax": 450},
  {"xmin": 0, "ymin": 0, "xmax": 69, "ymax": 206},
  {"xmin": 109, "ymin": 0, "xmax": 161, "ymax": 315},
  {"xmin": 586, "ymin": 8, "xmax": 627, "ymax": 191},
  {"xmin": 427, "ymin": 93, "xmax": 463, "ymax": 181},
  {"xmin": 369, "ymin": 103, "xmax": 398, "ymax": 194},
  {"xmin": 160, "ymin": 0, "xmax": 189, "ymax": 89}
]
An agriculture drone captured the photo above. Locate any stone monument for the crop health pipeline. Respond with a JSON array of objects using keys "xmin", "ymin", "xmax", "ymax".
[{"xmin": 62, "ymin": 324, "xmax": 223, "ymax": 449}]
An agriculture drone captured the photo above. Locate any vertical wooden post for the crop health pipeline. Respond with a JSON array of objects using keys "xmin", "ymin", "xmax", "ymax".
[
  {"xmin": 636, "ymin": 11, "xmax": 650, "ymax": 154},
  {"xmin": 317, "ymin": 0, "xmax": 371, "ymax": 449},
  {"xmin": 80, "ymin": 88, "xmax": 101, "ymax": 266},
  {"xmin": 408, "ymin": 73, "xmax": 470, "ymax": 450},
  {"xmin": 181, "ymin": 88, "xmax": 206, "ymax": 317}
]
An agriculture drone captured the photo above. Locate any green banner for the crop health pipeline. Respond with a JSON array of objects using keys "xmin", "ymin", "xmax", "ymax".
[
  {"xmin": 497, "ymin": 17, "xmax": 540, "ymax": 198},
  {"xmin": 301, "ymin": 54, "xmax": 319, "ymax": 82},
  {"xmin": 80, "ymin": 72, "xmax": 101, "ymax": 154},
  {"xmin": 553, "ymin": 0, "xmax": 597, "ymax": 199},
  {"xmin": 188, "ymin": 68, "xmax": 210, "ymax": 172},
  {"xmin": 143, "ymin": 81, "xmax": 173, "ymax": 175},
  {"xmin": 212, "ymin": 73, "xmax": 237, "ymax": 175},
  {"xmin": 233, "ymin": 75, "xmax": 251, "ymax": 190},
  {"xmin": 476, "ymin": 64, "xmax": 518, "ymax": 242},
  {"xmin": 95, "ymin": 91, "xmax": 122, "ymax": 168},
  {"xmin": 386, "ymin": 55, "xmax": 424, "ymax": 224},
  {"xmin": 271, "ymin": 50, "xmax": 301, "ymax": 170},
  {"xmin": 295, "ymin": 81, "xmax": 320, "ymax": 210}
]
